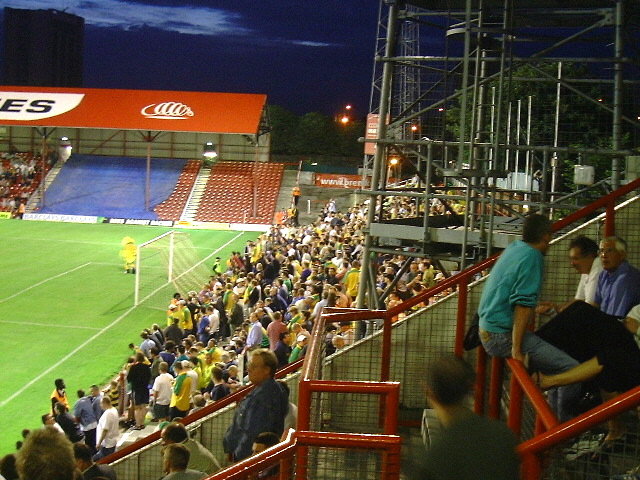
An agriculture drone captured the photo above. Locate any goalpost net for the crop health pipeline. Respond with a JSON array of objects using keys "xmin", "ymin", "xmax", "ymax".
[{"xmin": 134, "ymin": 231, "xmax": 212, "ymax": 306}]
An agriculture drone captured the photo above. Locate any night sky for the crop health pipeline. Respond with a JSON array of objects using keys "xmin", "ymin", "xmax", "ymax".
[{"xmin": 0, "ymin": 1, "xmax": 380, "ymax": 115}]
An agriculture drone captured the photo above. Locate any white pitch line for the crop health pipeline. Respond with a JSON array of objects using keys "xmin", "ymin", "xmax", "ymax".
[
  {"xmin": 0, "ymin": 262, "xmax": 91, "ymax": 304},
  {"xmin": 9, "ymin": 236, "xmax": 216, "ymax": 250},
  {"xmin": 0, "ymin": 320, "xmax": 102, "ymax": 331},
  {"xmin": 0, "ymin": 231, "xmax": 247, "ymax": 410},
  {"xmin": 0, "ymin": 304, "xmax": 138, "ymax": 409}
]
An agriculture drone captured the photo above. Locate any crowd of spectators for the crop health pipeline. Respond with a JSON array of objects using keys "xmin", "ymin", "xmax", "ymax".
[
  {"xmin": 0, "ymin": 152, "xmax": 50, "ymax": 216},
  {"xmin": 2, "ymin": 194, "xmax": 451, "ymax": 477}
]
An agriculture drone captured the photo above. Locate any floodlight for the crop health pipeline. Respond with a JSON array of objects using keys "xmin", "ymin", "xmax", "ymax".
[{"xmin": 203, "ymin": 142, "xmax": 218, "ymax": 159}]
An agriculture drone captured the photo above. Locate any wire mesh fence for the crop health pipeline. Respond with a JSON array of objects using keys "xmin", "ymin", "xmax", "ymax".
[
  {"xmin": 109, "ymin": 371, "xmax": 301, "ymax": 480},
  {"xmin": 541, "ymin": 414, "xmax": 640, "ymax": 480}
]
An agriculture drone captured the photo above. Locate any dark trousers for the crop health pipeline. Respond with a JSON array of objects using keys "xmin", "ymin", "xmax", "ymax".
[{"xmin": 84, "ymin": 428, "xmax": 97, "ymax": 454}]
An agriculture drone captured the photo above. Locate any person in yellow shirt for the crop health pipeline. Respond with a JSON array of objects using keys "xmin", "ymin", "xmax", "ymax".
[
  {"xmin": 169, "ymin": 362, "xmax": 192, "ymax": 419},
  {"xmin": 196, "ymin": 351, "xmax": 217, "ymax": 391},
  {"xmin": 176, "ymin": 301, "xmax": 193, "ymax": 333},
  {"xmin": 342, "ymin": 260, "xmax": 361, "ymax": 300},
  {"xmin": 119, "ymin": 236, "xmax": 137, "ymax": 274}
]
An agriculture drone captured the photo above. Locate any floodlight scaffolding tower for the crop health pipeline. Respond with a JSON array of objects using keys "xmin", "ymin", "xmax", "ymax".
[{"xmin": 357, "ymin": 0, "xmax": 639, "ymax": 309}]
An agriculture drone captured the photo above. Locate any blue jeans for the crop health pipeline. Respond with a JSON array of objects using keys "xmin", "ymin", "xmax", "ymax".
[
  {"xmin": 480, "ymin": 329, "xmax": 580, "ymax": 423},
  {"xmin": 92, "ymin": 446, "xmax": 115, "ymax": 462}
]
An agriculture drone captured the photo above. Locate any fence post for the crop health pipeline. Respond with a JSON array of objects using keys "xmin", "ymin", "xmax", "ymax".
[
  {"xmin": 474, "ymin": 347, "xmax": 487, "ymax": 415},
  {"xmin": 455, "ymin": 277, "xmax": 469, "ymax": 357},
  {"xmin": 296, "ymin": 381, "xmax": 311, "ymax": 479},
  {"xmin": 521, "ymin": 452, "xmax": 542, "ymax": 480},
  {"xmin": 507, "ymin": 375, "xmax": 524, "ymax": 438},
  {"xmin": 605, "ymin": 200, "xmax": 616, "ymax": 236}
]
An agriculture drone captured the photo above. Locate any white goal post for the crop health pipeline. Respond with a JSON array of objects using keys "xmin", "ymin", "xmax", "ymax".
[
  {"xmin": 134, "ymin": 230, "xmax": 179, "ymax": 306},
  {"xmin": 133, "ymin": 229, "xmax": 238, "ymax": 307}
]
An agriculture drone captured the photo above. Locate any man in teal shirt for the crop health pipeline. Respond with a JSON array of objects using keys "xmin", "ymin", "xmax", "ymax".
[{"xmin": 478, "ymin": 214, "xmax": 579, "ymax": 421}]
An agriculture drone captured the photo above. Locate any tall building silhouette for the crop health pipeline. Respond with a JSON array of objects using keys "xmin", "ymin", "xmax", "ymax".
[{"xmin": 3, "ymin": 7, "xmax": 84, "ymax": 87}]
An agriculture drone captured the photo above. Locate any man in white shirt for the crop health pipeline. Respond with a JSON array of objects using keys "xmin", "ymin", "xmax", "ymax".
[
  {"xmin": 570, "ymin": 236, "xmax": 602, "ymax": 305},
  {"xmin": 152, "ymin": 362, "xmax": 174, "ymax": 422},
  {"xmin": 94, "ymin": 396, "xmax": 120, "ymax": 461},
  {"xmin": 537, "ymin": 235, "xmax": 602, "ymax": 314}
]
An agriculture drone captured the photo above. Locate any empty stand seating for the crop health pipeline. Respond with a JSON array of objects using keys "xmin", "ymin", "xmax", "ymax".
[
  {"xmin": 154, "ymin": 160, "xmax": 201, "ymax": 220},
  {"xmin": 195, "ymin": 161, "xmax": 284, "ymax": 224}
]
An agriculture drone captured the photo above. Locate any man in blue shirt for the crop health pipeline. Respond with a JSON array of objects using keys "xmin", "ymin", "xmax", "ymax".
[
  {"xmin": 223, "ymin": 349, "xmax": 288, "ymax": 461},
  {"xmin": 74, "ymin": 389, "xmax": 98, "ymax": 454},
  {"xmin": 478, "ymin": 214, "xmax": 580, "ymax": 421},
  {"xmin": 245, "ymin": 312, "xmax": 264, "ymax": 351},
  {"xmin": 595, "ymin": 236, "xmax": 640, "ymax": 317}
]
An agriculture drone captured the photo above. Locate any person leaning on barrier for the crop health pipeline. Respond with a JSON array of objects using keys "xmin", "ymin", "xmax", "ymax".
[
  {"xmin": 160, "ymin": 422, "xmax": 220, "ymax": 474},
  {"xmin": 160, "ymin": 444, "xmax": 206, "ymax": 480},
  {"xmin": 409, "ymin": 355, "xmax": 519, "ymax": 480},
  {"xmin": 478, "ymin": 213, "xmax": 580, "ymax": 422}
]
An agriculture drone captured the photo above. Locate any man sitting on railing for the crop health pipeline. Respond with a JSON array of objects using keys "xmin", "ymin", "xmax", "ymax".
[{"xmin": 478, "ymin": 214, "xmax": 580, "ymax": 422}]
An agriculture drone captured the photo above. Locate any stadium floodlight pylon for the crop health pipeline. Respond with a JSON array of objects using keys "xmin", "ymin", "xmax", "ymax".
[{"xmin": 134, "ymin": 230, "xmax": 211, "ymax": 306}]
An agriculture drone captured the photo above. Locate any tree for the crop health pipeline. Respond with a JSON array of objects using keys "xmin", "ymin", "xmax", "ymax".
[
  {"xmin": 445, "ymin": 62, "xmax": 625, "ymax": 192},
  {"xmin": 267, "ymin": 105, "xmax": 364, "ymax": 158}
]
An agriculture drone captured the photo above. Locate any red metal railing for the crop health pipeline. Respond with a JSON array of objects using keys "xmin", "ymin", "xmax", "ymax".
[
  {"xmin": 206, "ymin": 429, "xmax": 402, "ymax": 480},
  {"xmin": 295, "ymin": 177, "xmax": 640, "ymax": 480},
  {"xmin": 102, "ymin": 359, "xmax": 304, "ymax": 464},
  {"xmin": 294, "ymin": 306, "xmax": 402, "ymax": 479}
]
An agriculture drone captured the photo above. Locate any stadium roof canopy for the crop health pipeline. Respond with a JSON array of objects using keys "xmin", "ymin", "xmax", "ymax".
[{"xmin": 0, "ymin": 86, "xmax": 267, "ymax": 135}]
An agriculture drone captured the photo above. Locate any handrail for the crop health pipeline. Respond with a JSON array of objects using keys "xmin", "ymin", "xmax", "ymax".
[
  {"xmin": 552, "ymin": 176, "xmax": 640, "ymax": 232},
  {"xmin": 206, "ymin": 429, "xmax": 298, "ymax": 480},
  {"xmin": 104, "ymin": 359, "xmax": 304, "ymax": 464},
  {"xmin": 519, "ymin": 385, "xmax": 640, "ymax": 456},
  {"xmin": 387, "ymin": 253, "xmax": 498, "ymax": 317},
  {"xmin": 506, "ymin": 358, "xmax": 559, "ymax": 431},
  {"xmin": 205, "ymin": 430, "xmax": 402, "ymax": 480}
]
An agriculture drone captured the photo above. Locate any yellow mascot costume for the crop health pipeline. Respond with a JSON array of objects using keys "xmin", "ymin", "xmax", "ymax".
[{"xmin": 119, "ymin": 236, "xmax": 137, "ymax": 274}]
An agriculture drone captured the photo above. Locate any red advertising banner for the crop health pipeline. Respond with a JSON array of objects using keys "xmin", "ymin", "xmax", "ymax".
[
  {"xmin": 0, "ymin": 86, "xmax": 266, "ymax": 134},
  {"xmin": 314, "ymin": 174, "xmax": 364, "ymax": 189},
  {"xmin": 364, "ymin": 113, "xmax": 379, "ymax": 155},
  {"xmin": 314, "ymin": 174, "xmax": 399, "ymax": 189}
]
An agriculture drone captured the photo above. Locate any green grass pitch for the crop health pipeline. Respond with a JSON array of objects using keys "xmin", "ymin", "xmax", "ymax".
[{"xmin": 0, "ymin": 220, "xmax": 257, "ymax": 455}]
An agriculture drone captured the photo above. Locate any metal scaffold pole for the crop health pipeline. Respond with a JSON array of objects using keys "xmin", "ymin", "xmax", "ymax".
[{"xmin": 357, "ymin": 2, "xmax": 399, "ymax": 309}]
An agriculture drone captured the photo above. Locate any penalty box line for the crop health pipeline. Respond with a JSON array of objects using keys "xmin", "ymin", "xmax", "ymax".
[{"xmin": 0, "ymin": 262, "xmax": 92, "ymax": 305}]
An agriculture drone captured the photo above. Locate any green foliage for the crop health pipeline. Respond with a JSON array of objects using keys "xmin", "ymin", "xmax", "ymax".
[
  {"xmin": 267, "ymin": 105, "xmax": 365, "ymax": 158},
  {"xmin": 445, "ymin": 62, "xmax": 625, "ymax": 191}
]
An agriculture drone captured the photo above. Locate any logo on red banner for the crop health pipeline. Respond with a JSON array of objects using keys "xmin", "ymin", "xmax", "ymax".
[{"xmin": 141, "ymin": 102, "xmax": 194, "ymax": 119}]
